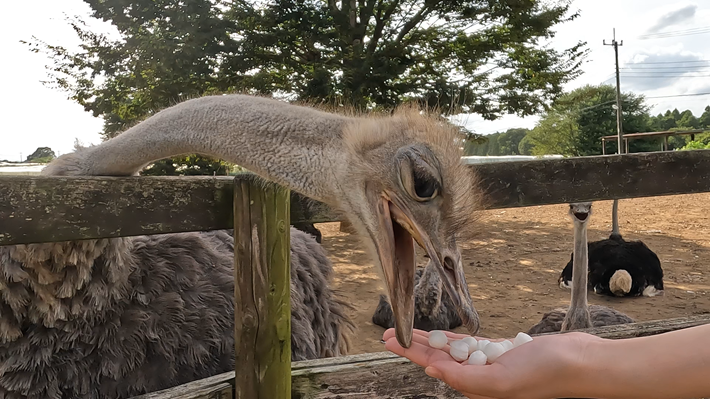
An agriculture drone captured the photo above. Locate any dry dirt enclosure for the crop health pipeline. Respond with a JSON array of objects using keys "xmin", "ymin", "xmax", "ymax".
[{"xmin": 316, "ymin": 193, "xmax": 710, "ymax": 355}]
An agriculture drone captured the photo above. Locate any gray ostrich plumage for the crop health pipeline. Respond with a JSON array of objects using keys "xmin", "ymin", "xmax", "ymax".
[
  {"xmin": 371, "ymin": 260, "xmax": 462, "ymax": 331},
  {"xmin": 0, "ymin": 94, "xmax": 484, "ymax": 398},
  {"xmin": 0, "ymin": 222, "xmax": 353, "ymax": 398},
  {"xmin": 528, "ymin": 203, "xmax": 634, "ymax": 335}
]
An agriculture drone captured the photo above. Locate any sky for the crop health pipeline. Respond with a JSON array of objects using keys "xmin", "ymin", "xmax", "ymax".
[{"xmin": 1, "ymin": 1, "xmax": 709, "ymax": 161}]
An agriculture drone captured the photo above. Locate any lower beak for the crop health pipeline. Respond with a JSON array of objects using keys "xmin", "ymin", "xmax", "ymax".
[
  {"xmin": 376, "ymin": 195, "xmax": 480, "ymax": 349},
  {"xmin": 376, "ymin": 197, "xmax": 416, "ymax": 348}
]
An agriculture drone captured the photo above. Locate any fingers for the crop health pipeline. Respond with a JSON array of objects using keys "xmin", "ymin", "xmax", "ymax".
[
  {"xmin": 427, "ymin": 360, "xmax": 507, "ymax": 399},
  {"xmin": 384, "ymin": 337, "xmax": 458, "ymax": 368},
  {"xmin": 382, "ymin": 328, "xmax": 494, "ymax": 343}
]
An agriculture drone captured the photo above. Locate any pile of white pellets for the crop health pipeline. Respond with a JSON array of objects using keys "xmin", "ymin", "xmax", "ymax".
[{"xmin": 427, "ymin": 331, "xmax": 533, "ymax": 365}]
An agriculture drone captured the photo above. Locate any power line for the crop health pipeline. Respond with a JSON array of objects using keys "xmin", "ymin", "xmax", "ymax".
[
  {"xmin": 639, "ymin": 26, "xmax": 710, "ymax": 39},
  {"xmin": 645, "ymin": 92, "xmax": 710, "ymax": 99},
  {"xmin": 629, "ymin": 60, "xmax": 710, "ymax": 65},
  {"xmin": 620, "ymin": 75, "xmax": 710, "ymax": 78}
]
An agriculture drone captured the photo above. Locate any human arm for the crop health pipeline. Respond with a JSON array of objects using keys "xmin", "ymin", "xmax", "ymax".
[{"xmin": 383, "ymin": 324, "xmax": 710, "ymax": 399}]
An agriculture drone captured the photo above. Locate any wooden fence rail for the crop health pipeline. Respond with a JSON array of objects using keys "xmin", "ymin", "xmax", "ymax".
[
  {"xmin": 3, "ymin": 150, "xmax": 710, "ymax": 399},
  {"xmin": 2, "ymin": 149, "xmax": 710, "ymax": 246},
  {"xmin": 130, "ymin": 314, "xmax": 710, "ymax": 399}
]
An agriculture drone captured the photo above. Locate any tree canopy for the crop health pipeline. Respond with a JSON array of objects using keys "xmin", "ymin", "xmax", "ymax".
[
  {"xmin": 527, "ymin": 84, "xmax": 652, "ymax": 156},
  {"xmin": 27, "ymin": 0, "xmax": 587, "ymax": 140},
  {"xmin": 25, "ymin": 147, "xmax": 56, "ymax": 163}
]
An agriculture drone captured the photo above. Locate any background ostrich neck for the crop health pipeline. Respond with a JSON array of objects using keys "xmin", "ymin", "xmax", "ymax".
[
  {"xmin": 80, "ymin": 96, "xmax": 350, "ymax": 205},
  {"xmin": 570, "ymin": 221, "xmax": 589, "ymax": 311},
  {"xmin": 611, "ymin": 199, "xmax": 620, "ymax": 236}
]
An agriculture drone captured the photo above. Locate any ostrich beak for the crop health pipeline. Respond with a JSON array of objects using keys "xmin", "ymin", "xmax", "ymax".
[{"xmin": 376, "ymin": 193, "xmax": 479, "ymax": 348}]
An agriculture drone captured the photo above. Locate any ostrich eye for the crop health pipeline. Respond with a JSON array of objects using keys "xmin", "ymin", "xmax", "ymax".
[
  {"xmin": 396, "ymin": 145, "xmax": 442, "ymax": 202},
  {"xmin": 412, "ymin": 168, "xmax": 439, "ymax": 200}
]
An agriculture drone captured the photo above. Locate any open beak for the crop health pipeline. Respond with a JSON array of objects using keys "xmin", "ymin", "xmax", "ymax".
[{"xmin": 375, "ymin": 193, "xmax": 480, "ymax": 348}]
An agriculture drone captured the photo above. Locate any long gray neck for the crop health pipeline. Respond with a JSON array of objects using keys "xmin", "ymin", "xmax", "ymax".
[
  {"xmin": 611, "ymin": 199, "xmax": 620, "ymax": 236},
  {"xmin": 570, "ymin": 221, "xmax": 589, "ymax": 311},
  {"xmin": 50, "ymin": 95, "xmax": 352, "ymax": 205}
]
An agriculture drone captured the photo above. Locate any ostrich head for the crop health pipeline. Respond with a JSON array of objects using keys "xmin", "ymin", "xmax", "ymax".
[
  {"xmin": 569, "ymin": 202, "xmax": 592, "ymax": 224},
  {"xmin": 338, "ymin": 109, "xmax": 481, "ymax": 347},
  {"xmin": 609, "ymin": 269, "xmax": 632, "ymax": 296}
]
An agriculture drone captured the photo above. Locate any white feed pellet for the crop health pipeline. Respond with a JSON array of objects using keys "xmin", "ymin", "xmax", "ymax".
[
  {"xmin": 428, "ymin": 330, "xmax": 448, "ymax": 349},
  {"xmin": 501, "ymin": 339, "xmax": 514, "ymax": 351},
  {"xmin": 482, "ymin": 341, "xmax": 506, "ymax": 362},
  {"xmin": 467, "ymin": 350, "xmax": 488, "ymax": 365},
  {"xmin": 449, "ymin": 341, "xmax": 469, "ymax": 362},
  {"xmin": 513, "ymin": 332, "xmax": 533, "ymax": 348},
  {"xmin": 476, "ymin": 339, "xmax": 490, "ymax": 351},
  {"xmin": 461, "ymin": 337, "xmax": 478, "ymax": 354}
]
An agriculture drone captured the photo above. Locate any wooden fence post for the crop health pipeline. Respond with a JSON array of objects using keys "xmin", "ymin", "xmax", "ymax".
[{"xmin": 233, "ymin": 175, "xmax": 291, "ymax": 399}]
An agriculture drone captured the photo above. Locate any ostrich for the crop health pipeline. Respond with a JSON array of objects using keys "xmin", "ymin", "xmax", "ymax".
[
  {"xmin": 40, "ymin": 94, "xmax": 482, "ymax": 348},
  {"xmin": 558, "ymin": 200, "xmax": 664, "ymax": 298},
  {"xmin": 528, "ymin": 203, "xmax": 634, "ymax": 335},
  {"xmin": 0, "ymin": 222, "xmax": 353, "ymax": 398},
  {"xmin": 0, "ymin": 94, "xmax": 482, "ymax": 397},
  {"xmin": 372, "ymin": 260, "xmax": 462, "ymax": 331}
]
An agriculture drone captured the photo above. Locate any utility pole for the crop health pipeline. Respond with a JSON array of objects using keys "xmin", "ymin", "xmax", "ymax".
[
  {"xmin": 604, "ymin": 28, "xmax": 624, "ymax": 237},
  {"xmin": 604, "ymin": 28, "xmax": 624, "ymax": 154}
]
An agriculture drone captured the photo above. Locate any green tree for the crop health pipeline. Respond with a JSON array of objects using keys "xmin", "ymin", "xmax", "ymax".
[
  {"xmin": 699, "ymin": 106, "xmax": 710, "ymax": 128},
  {"xmin": 27, "ymin": 0, "xmax": 588, "ymax": 130},
  {"xmin": 518, "ymin": 134, "xmax": 534, "ymax": 155},
  {"xmin": 25, "ymin": 147, "xmax": 56, "ymax": 163},
  {"xmin": 528, "ymin": 84, "xmax": 651, "ymax": 156},
  {"xmin": 497, "ymin": 128, "xmax": 529, "ymax": 155}
]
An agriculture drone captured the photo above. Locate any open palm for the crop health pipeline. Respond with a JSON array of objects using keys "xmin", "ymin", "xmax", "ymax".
[{"xmin": 383, "ymin": 328, "xmax": 601, "ymax": 399}]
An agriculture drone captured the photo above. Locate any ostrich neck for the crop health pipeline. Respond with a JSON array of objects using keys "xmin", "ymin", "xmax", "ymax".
[
  {"xmin": 77, "ymin": 95, "xmax": 351, "ymax": 205},
  {"xmin": 611, "ymin": 199, "xmax": 620, "ymax": 236},
  {"xmin": 570, "ymin": 222, "xmax": 589, "ymax": 311}
]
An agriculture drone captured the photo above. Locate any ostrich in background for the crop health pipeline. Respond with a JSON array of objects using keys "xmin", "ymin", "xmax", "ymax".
[
  {"xmin": 558, "ymin": 199, "xmax": 664, "ymax": 297},
  {"xmin": 372, "ymin": 260, "xmax": 462, "ymax": 331},
  {"xmin": 528, "ymin": 202, "xmax": 634, "ymax": 335},
  {"xmin": 0, "ymin": 94, "xmax": 483, "ymax": 398}
]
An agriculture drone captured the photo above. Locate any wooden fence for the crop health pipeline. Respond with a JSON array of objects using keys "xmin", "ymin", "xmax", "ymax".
[{"xmin": 2, "ymin": 149, "xmax": 710, "ymax": 398}]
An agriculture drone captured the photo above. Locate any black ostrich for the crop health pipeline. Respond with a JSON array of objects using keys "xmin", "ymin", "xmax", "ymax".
[{"xmin": 558, "ymin": 200, "xmax": 664, "ymax": 297}]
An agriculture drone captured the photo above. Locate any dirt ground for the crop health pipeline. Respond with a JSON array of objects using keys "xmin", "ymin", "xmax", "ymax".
[{"xmin": 316, "ymin": 193, "xmax": 710, "ymax": 355}]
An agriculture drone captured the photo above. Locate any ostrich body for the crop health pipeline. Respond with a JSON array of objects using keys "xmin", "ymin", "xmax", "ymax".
[
  {"xmin": 42, "ymin": 94, "xmax": 482, "ymax": 347},
  {"xmin": 372, "ymin": 260, "xmax": 462, "ymax": 331},
  {"xmin": 558, "ymin": 234, "xmax": 664, "ymax": 297},
  {"xmin": 0, "ymin": 227, "xmax": 353, "ymax": 399},
  {"xmin": 558, "ymin": 199, "xmax": 664, "ymax": 297},
  {"xmin": 528, "ymin": 203, "xmax": 634, "ymax": 335}
]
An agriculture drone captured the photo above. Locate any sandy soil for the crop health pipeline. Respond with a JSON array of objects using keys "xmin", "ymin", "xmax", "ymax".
[{"xmin": 316, "ymin": 193, "xmax": 710, "ymax": 355}]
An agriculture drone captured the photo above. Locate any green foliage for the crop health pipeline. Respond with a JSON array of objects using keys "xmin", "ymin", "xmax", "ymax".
[
  {"xmin": 465, "ymin": 128, "xmax": 530, "ymax": 155},
  {"xmin": 679, "ymin": 132, "xmax": 710, "ymax": 151},
  {"xmin": 26, "ymin": 0, "xmax": 587, "ymax": 126},
  {"xmin": 25, "ymin": 147, "xmax": 56, "ymax": 163},
  {"xmin": 528, "ymin": 84, "xmax": 651, "ymax": 156},
  {"xmin": 139, "ymin": 155, "xmax": 238, "ymax": 176}
]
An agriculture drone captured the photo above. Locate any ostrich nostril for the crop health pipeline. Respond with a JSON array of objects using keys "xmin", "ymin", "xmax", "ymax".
[{"xmin": 443, "ymin": 256, "xmax": 457, "ymax": 283}]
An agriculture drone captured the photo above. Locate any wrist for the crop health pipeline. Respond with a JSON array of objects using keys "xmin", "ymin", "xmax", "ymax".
[
  {"xmin": 553, "ymin": 333, "xmax": 615, "ymax": 399},
  {"xmin": 572, "ymin": 335, "xmax": 619, "ymax": 398}
]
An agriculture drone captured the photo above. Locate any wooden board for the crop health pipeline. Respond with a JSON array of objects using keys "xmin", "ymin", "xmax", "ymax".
[
  {"xmin": 232, "ymin": 176, "xmax": 292, "ymax": 398},
  {"xmin": 128, "ymin": 314, "xmax": 710, "ymax": 398},
  {"xmin": 3, "ymin": 150, "xmax": 710, "ymax": 245}
]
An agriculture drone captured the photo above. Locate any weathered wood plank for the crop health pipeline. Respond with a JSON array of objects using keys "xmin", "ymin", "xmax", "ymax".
[
  {"xmin": 4, "ymin": 150, "xmax": 710, "ymax": 245},
  {"xmin": 130, "ymin": 314, "xmax": 710, "ymax": 398},
  {"xmin": 130, "ymin": 382, "xmax": 232, "ymax": 399},
  {"xmin": 233, "ymin": 175, "xmax": 291, "ymax": 399},
  {"xmin": 475, "ymin": 150, "xmax": 710, "ymax": 209}
]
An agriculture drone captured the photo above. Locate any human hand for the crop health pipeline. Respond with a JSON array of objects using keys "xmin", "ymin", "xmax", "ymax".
[{"xmin": 383, "ymin": 328, "xmax": 602, "ymax": 399}]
